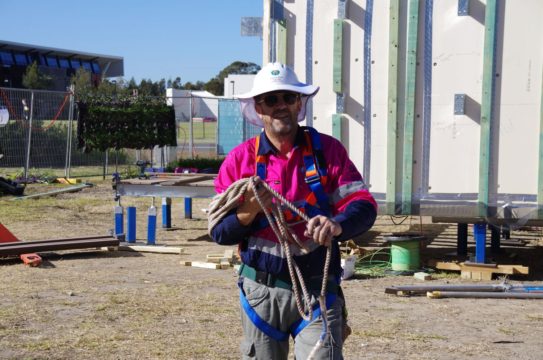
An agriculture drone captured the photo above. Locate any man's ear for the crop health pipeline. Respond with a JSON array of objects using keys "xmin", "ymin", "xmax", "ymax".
[{"xmin": 255, "ymin": 102, "xmax": 263, "ymax": 115}]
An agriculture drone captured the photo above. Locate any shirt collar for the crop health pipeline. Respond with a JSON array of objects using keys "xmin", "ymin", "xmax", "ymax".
[{"xmin": 257, "ymin": 126, "xmax": 308, "ymax": 155}]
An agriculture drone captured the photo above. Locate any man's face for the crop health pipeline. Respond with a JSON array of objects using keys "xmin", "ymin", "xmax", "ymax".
[{"xmin": 254, "ymin": 91, "xmax": 301, "ymax": 137}]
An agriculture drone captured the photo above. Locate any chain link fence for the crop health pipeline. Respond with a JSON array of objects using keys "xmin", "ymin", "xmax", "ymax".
[{"xmin": 0, "ymin": 87, "xmax": 259, "ymax": 180}]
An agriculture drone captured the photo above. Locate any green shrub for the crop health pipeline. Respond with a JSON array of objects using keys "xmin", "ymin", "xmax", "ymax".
[
  {"xmin": 76, "ymin": 97, "xmax": 176, "ymax": 152},
  {"xmin": 174, "ymin": 157, "xmax": 224, "ymax": 173}
]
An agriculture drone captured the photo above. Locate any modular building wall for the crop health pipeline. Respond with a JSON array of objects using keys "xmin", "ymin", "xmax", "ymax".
[{"xmin": 262, "ymin": 0, "xmax": 543, "ymax": 222}]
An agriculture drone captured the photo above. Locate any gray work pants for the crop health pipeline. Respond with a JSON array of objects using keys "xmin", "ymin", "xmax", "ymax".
[{"xmin": 240, "ymin": 277, "xmax": 344, "ymax": 360}]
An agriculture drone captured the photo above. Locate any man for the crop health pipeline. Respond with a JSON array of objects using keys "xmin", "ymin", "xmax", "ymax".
[{"xmin": 210, "ymin": 63, "xmax": 377, "ymax": 359}]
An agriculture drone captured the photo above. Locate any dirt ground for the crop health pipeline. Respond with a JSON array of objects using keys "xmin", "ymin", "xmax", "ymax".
[{"xmin": 1, "ymin": 180, "xmax": 542, "ymax": 360}]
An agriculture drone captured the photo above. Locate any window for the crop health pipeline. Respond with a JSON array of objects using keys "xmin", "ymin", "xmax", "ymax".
[
  {"xmin": 58, "ymin": 57, "xmax": 70, "ymax": 68},
  {"xmin": 46, "ymin": 56, "xmax": 58, "ymax": 67},
  {"xmin": 91, "ymin": 61, "xmax": 101, "ymax": 74},
  {"xmin": 70, "ymin": 59, "xmax": 81, "ymax": 69},
  {"xmin": 0, "ymin": 51, "xmax": 14, "ymax": 65},
  {"xmin": 82, "ymin": 60, "xmax": 92, "ymax": 71},
  {"xmin": 29, "ymin": 53, "xmax": 45, "ymax": 65},
  {"xmin": 14, "ymin": 53, "xmax": 28, "ymax": 66}
]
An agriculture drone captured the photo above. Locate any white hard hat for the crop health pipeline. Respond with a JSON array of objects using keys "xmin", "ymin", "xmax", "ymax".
[{"xmin": 238, "ymin": 62, "xmax": 319, "ymax": 127}]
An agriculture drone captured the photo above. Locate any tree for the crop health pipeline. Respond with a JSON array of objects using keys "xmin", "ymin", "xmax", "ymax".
[
  {"xmin": 203, "ymin": 61, "xmax": 260, "ymax": 96},
  {"xmin": 22, "ymin": 61, "xmax": 53, "ymax": 90},
  {"xmin": 183, "ymin": 81, "xmax": 205, "ymax": 91},
  {"xmin": 70, "ymin": 68, "xmax": 94, "ymax": 100}
]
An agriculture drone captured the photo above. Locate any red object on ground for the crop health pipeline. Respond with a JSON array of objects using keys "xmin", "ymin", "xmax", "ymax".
[{"xmin": 0, "ymin": 223, "xmax": 42, "ymax": 266}]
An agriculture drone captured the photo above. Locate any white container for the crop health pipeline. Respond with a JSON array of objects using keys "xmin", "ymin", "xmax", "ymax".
[{"xmin": 341, "ymin": 256, "xmax": 357, "ymax": 280}]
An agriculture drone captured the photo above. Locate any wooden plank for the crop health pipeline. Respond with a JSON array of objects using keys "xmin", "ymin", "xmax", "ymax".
[
  {"xmin": 433, "ymin": 260, "xmax": 529, "ymax": 275},
  {"xmin": 461, "ymin": 271, "xmax": 493, "ymax": 281},
  {"xmin": 478, "ymin": 0, "xmax": 498, "ymax": 217},
  {"xmin": 386, "ymin": 0, "xmax": 400, "ymax": 215},
  {"xmin": 183, "ymin": 261, "xmax": 221, "ymax": 270},
  {"xmin": 160, "ymin": 175, "xmax": 212, "ymax": 186},
  {"xmin": 118, "ymin": 245, "xmax": 185, "ymax": 254},
  {"xmin": 12, "ymin": 184, "xmax": 92, "ymax": 200},
  {"xmin": 401, "ymin": 0, "xmax": 420, "ymax": 215},
  {"xmin": 333, "ymin": 19, "xmax": 344, "ymax": 93},
  {"xmin": 121, "ymin": 178, "xmax": 170, "ymax": 185},
  {"xmin": 206, "ymin": 255, "xmax": 228, "ymax": 263}
]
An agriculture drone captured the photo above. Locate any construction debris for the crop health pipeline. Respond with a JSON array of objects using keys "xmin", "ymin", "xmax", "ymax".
[
  {"xmin": 182, "ymin": 249, "xmax": 238, "ymax": 270},
  {"xmin": 340, "ymin": 240, "xmax": 366, "ymax": 256},
  {"xmin": 116, "ymin": 244, "xmax": 185, "ymax": 254},
  {"xmin": 55, "ymin": 177, "xmax": 82, "ymax": 185},
  {"xmin": 0, "ymin": 235, "xmax": 119, "ymax": 257},
  {"xmin": 0, "ymin": 223, "xmax": 41, "ymax": 266},
  {"xmin": 413, "ymin": 272, "xmax": 432, "ymax": 281},
  {"xmin": 428, "ymin": 259, "xmax": 529, "ymax": 280},
  {"xmin": 11, "ymin": 183, "xmax": 92, "ymax": 200},
  {"xmin": 386, "ymin": 282, "xmax": 543, "ymax": 298},
  {"xmin": 427, "ymin": 291, "xmax": 543, "ymax": 299}
]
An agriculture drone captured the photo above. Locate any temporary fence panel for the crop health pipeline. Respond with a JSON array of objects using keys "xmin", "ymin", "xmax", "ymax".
[
  {"xmin": 263, "ymin": 0, "xmax": 543, "ymax": 222},
  {"xmin": 217, "ymin": 99, "xmax": 261, "ymax": 156},
  {"xmin": 167, "ymin": 92, "xmax": 219, "ymax": 160},
  {"xmin": 0, "ymin": 87, "xmax": 132, "ymax": 179}
]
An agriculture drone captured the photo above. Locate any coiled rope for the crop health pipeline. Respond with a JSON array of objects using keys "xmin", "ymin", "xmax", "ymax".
[{"xmin": 208, "ymin": 176, "xmax": 331, "ymax": 355}]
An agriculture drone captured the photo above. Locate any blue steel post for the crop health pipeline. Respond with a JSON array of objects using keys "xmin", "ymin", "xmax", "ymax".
[
  {"xmin": 162, "ymin": 197, "xmax": 172, "ymax": 228},
  {"xmin": 147, "ymin": 205, "xmax": 157, "ymax": 245},
  {"xmin": 126, "ymin": 206, "xmax": 137, "ymax": 243},
  {"xmin": 473, "ymin": 223, "xmax": 486, "ymax": 263},
  {"xmin": 184, "ymin": 198, "xmax": 192, "ymax": 219},
  {"xmin": 114, "ymin": 205, "xmax": 124, "ymax": 237}
]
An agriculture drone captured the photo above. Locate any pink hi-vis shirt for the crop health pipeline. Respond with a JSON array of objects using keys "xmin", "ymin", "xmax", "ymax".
[{"xmin": 212, "ymin": 127, "xmax": 377, "ymax": 279}]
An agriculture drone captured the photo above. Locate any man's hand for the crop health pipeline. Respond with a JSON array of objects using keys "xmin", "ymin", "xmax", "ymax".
[
  {"xmin": 304, "ymin": 215, "xmax": 342, "ymax": 247},
  {"xmin": 236, "ymin": 181, "xmax": 273, "ymax": 226}
]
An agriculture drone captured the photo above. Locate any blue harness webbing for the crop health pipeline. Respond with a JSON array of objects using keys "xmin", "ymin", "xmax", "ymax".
[
  {"xmin": 239, "ymin": 280, "xmax": 337, "ymax": 342},
  {"xmin": 239, "ymin": 127, "xmax": 338, "ymax": 341},
  {"xmin": 253, "ymin": 127, "xmax": 331, "ymax": 228}
]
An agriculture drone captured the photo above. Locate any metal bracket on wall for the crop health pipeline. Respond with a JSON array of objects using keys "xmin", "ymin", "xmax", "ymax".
[
  {"xmin": 454, "ymin": 93, "xmax": 466, "ymax": 115},
  {"xmin": 458, "ymin": 0, "xmax": 469, "ymax": 16}
]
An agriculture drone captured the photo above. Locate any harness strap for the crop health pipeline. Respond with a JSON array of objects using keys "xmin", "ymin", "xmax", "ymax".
[
  {"xmin": 238, "ymin": 279, "xmax": 337, "ymax": 342},
  {"xmin": 253, "ymin": 128, "xmax": 331, "ymax": 218},
  {"xmin": 302, "ymin": 127, "xmax": 330, "ymax": 214},
  {"xmin": 290, "ymin": 292, "xmax": 337, "ymax": 337},
  {"xmin": 254, "ymin": 135, "xmax": 267, "ymax": 180},
  {"xmin": 238, "ymin": 281, "xmax": 290, "ymax": 342}
]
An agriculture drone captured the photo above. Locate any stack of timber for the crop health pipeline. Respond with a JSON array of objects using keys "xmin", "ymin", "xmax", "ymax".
[
  {"xmin": 182, "ymin": 249, "xmax": 237, "ymax": 270},
  {"xmin": 428, "ymin": 260, "xmax": 529, "ymax": 280}
]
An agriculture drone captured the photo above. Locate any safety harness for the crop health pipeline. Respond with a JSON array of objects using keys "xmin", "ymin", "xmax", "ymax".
[
  {"xmin": 239, "ymin": 126, "xmax": 338, "ymax": 341},
  {"xmin": 254, "ymin": 126, "xmax": 331, "ymax": 224}
]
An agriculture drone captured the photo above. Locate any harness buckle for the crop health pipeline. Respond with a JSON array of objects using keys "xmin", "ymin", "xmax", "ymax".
[
  {"xmin": 305, "ymin": 174, "xmax": 321, "ymax": 185},
  {"xmin": 254, "ymin": 270, "xmax": 273, "ymax": 287}
]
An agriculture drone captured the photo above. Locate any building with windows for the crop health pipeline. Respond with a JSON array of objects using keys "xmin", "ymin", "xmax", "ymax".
[{"xmin": 0, "ymin": 40, "xmax": 124, "ymax": 90}]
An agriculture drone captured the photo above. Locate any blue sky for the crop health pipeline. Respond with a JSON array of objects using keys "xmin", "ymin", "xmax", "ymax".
[{"xmin": 0, "ymin": 0, "xmax": 263, "ymax": 84}]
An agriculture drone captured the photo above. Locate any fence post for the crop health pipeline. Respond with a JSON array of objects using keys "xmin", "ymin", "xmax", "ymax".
[
  {"xmin": 189, "ymin": 94, "xmax": 194, "ymax": 159},
  {"xmin": 65, "ymin": 85, "xmax": 75, "ymax": 178},
  {"xmin": 23, "ymin": 92, "xmax": 34, "ymax": 181}
]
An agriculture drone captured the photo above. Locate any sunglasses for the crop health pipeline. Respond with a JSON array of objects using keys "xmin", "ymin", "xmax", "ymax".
[{"xmin": 257, "ymin": 92, "xmax": 300, "ymax": 107}]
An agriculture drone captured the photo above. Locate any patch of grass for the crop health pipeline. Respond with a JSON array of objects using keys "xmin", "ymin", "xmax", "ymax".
[
  {"xmin": 497, "ymin": 327, "xmax": 515, "ymax": 335},
  {"xmin": 357, "ymin": 329, "xmax": 395, "ymax": 339},
  {"xmin": 24, "ymin": 340, "xmax": 54, "ymax": 351},
  {"xmin": 405, "ymin": 333, "xmax": 447, "ymax": 341},
  {"xmin": 430, "ymin": 271, "xmax": 460, "ymax": 280},
  {"xmin": 526, "ymin": 314, "xmax": 543, "ymax": 321}
]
